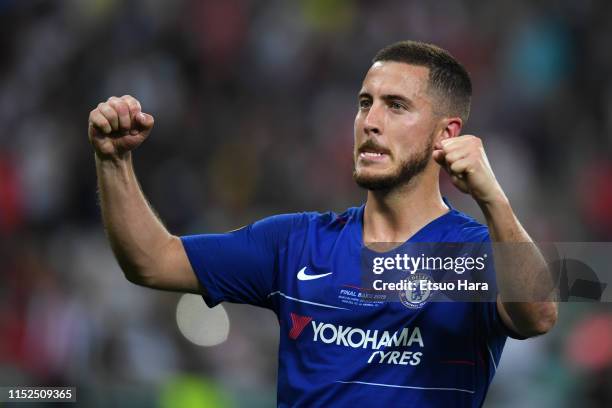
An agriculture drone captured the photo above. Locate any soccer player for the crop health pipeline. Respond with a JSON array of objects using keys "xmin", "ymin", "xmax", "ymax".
[{"xmin": 88, "ymin": 41, "xmax": 558, "ymax": 407}]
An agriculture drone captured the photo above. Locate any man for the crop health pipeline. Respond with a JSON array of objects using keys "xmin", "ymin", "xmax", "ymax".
[{"xmin": 88, "ymin": 41, "xmax": 557, "ymax": 407}]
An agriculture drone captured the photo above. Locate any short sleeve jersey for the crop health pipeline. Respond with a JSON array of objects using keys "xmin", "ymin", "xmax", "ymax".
[{"xmin": 181, "ymin": 203, "xmax": 508, "ymax": 407}]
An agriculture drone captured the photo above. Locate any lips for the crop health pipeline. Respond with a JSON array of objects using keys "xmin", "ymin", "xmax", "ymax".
[
  {"xmin": 360, "ymin": 151, "xmax": 386, "ymax": 159},
  {"xmin": 358, "ymin": 143, "xmax": 390, "ymax": 161}
]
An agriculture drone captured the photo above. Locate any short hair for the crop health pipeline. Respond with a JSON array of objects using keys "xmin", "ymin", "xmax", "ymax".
[{"xmin": 373, "ymin": 40, "xmax": 472, "ymax": 122}]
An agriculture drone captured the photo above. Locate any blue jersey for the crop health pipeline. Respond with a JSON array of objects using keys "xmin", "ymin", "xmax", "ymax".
[{"xmin": 181, "ymin": 203, "xmax": 509, "ymax": 407}]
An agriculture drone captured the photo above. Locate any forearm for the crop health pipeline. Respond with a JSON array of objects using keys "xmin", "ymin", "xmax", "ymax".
[
  {"xmin": 96, "ymin": 152, "xmax": 175, "ymax": 284},
  {"xmin": 479, "ymin": 196, "xmax": 558, "ymax": 337}
]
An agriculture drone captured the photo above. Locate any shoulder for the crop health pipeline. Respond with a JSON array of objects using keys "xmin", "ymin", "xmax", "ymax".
[
  {"xmin": 306, "ymin": 206, "xmax": 361, "ymax": 229},
  {"xmin": 250, "ymin": 206, "xmax": 361, "ymax": 235},
  {"xmin": 441, "ymin": 209, "xmax": 490, "ymax": 243}
]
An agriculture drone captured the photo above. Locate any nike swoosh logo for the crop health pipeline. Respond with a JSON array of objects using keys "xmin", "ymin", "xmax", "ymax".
[{"xmin": 297, "ymin": 267, "xmax": 333, "ymax": 281}]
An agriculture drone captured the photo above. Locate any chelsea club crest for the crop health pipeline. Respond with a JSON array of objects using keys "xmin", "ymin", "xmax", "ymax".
[{"xmin": 399, "ymin": 272, "xmax": 433, "ymax": 309}]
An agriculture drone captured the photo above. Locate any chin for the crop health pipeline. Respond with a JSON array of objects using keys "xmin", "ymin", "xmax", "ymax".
[{"xmin": 353, "ymin": 168, "xmax": 401, "ymax": 191}]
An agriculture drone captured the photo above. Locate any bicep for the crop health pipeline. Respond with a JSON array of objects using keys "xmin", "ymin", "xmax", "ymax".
[
  {"xmin": 139, "ymin": 235, "xmax": 203, "ymax": 294},
  {"xmin": 177, "ymin": 213, "xmax": 304, "ymax": 308}
]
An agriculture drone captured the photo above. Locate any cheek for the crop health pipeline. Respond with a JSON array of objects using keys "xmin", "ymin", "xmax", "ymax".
[
  {"xmin": 390, "ymin": 127, "xmax": 425, "ymax": 160},
  {"xmin": 394, "ymin": 119, "xmax": 430, "ymax": 144},
  {"xmin": 353, "ymin": 115, "xmax": 364, "ymax": 143},
  {"xmin": 354, "ymin": 113, "xmax": 363, "ymax": 131}
]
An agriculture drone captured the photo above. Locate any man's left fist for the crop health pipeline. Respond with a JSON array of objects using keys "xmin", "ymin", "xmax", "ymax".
[{"xmin": 432, "ymin": 135, "xmax": 506, "ymax": 205}]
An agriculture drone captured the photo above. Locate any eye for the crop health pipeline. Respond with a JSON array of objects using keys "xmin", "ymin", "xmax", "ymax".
[
  {"xmin": 359, "ymin": 99, "xmax": 372, "ymax": 109},
  {"xmin": 389, "ymin": 101, "xmax": 405, "ymax": 111}
]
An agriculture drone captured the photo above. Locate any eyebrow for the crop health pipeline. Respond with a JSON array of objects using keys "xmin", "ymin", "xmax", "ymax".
[{"xmin": 358, "ymin": 92, "xmax": 415, "ymax": 109}]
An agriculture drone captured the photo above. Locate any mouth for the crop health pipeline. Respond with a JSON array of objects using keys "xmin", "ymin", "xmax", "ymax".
[{"xmin": 358, "ymin": 145, "xmax": 390, "ymax": 162}]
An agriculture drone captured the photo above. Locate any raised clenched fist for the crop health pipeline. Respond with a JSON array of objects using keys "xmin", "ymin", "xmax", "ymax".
[
  {"xmin": 88, "ymin": 95, "xmax": 154, "ymax": 160},
  {"xmin": 432, "ymin": 135, "xmax": 506, "ymax": 205}
]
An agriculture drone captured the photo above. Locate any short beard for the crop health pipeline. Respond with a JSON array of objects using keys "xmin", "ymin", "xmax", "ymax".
[{"xmin": 353, "ymin": 138, "xmax": 433, "ymax": 192}]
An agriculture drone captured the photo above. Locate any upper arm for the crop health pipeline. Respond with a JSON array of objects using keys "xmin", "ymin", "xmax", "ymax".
[
  {"xmin": 129, "ymin": 235, "xmax": 203, "ymax": 294},
  {"xmin": 458, "ymin": 225, "xmax": 527, "ymax": 339},
  {"xmin": 179, "ymin": 213, "xmax": 304, "ymax": 308}
]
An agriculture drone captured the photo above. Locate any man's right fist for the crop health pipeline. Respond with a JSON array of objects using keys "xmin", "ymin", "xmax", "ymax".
[{"xmin": 88, "ymin": 95, "xmax": 154, "ymax": 160}]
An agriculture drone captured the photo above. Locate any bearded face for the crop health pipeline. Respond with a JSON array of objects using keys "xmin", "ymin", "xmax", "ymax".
[
  {"xmin": 353, "ymin": 132, "xmax": 434, "ymax": 191},
  {"xmin": 353, "ymin": 62, "xmax": 438, "ymax": 192}
]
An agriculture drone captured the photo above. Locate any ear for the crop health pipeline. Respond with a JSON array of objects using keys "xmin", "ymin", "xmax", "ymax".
[{"xmin": 437, "ymin": 117, "xmax": 463, "ymax": 143}]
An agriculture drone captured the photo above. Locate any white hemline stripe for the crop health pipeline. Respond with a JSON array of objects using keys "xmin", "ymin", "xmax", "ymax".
[
  {"xmin": 267, "ymin": 291, "xmax": 350, "ymax": 310},
  {"xmin": 487, "ymin": 344, "xmax": 497, "ymax": 372},
  {"xmin": 336, "ymin": 380, "xmax": 475, "ymax": 394}
]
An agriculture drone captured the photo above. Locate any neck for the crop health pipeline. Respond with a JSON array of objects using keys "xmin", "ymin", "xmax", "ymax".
[{"xmin": 362, "ymin": 167, "xmax": 449, "ymax": 244}]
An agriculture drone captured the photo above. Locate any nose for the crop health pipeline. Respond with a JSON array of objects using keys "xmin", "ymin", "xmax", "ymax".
[{"xmin": 363, "ymin": 103, "xmax": 383, "ymax": 135}]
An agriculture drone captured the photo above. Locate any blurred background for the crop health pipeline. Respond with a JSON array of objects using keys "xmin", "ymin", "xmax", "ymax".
[{"xmin": 1, "ymin": 0, "xmax": 612, "ymax": 407}]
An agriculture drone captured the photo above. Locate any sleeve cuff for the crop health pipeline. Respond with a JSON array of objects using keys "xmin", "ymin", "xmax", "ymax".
[{"xmin": 180, "ymin": 235, "xmax": 225, "ymax": 308}]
